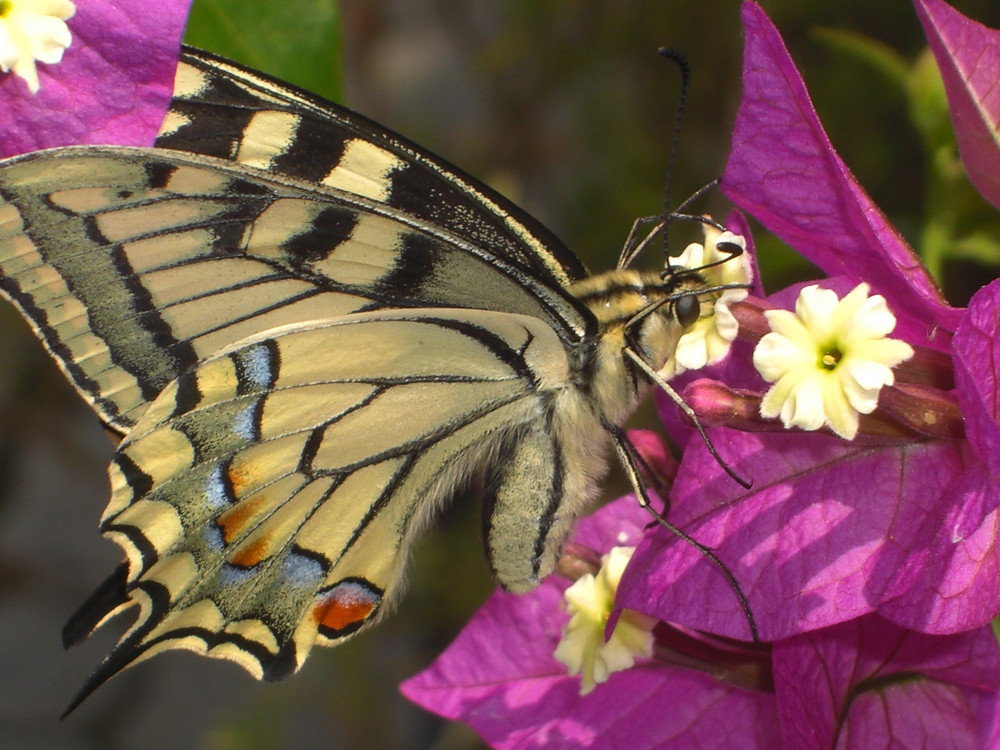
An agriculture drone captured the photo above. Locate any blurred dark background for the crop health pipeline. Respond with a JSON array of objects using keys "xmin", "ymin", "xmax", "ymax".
[{"xmin": 3, "ymin": 1, "xmax": 1000, "ymax": 748}]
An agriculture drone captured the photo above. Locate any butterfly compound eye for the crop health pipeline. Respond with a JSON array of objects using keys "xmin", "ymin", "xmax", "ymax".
[{"xmin": 675, "ymin": 294, "xmax": 700, "ymax": 329}]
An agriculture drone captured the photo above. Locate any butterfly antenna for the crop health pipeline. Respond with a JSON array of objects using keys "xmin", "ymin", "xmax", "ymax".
[
  {"xmin": 616, "ymin": 48, "xmax": 692, "ymax": 271},
  {"xmin": 658, "ymin": 47, "xmax": 691, "ymax": 267}
]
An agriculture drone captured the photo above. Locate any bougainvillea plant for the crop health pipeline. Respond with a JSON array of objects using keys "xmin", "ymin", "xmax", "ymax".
[
  {"xmin": 403, "ymin": 1, "xmax": 1000, "ymax": 747},
  {"xmin": 0, "ymin": 0, "xmax": 190, "ymax": 156}
]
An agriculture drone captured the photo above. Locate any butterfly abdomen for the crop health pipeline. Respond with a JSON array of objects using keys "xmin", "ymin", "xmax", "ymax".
[
  {"xmin": 482, "ymin": 378, "xmax": 612, "ymax": 592},
  {"xmin": 476, "ymin": 267, "xmax": 722, "ymax": 593}
]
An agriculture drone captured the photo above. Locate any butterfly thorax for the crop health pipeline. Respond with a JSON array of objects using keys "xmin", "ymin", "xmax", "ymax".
[{"xmin": 569, "ymin": 267, "xmax": 710, "ymax": 424}]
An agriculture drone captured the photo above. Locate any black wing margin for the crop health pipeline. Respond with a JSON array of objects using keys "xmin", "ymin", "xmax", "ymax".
[{"xmin": 158, "ymin": 46, "xmax": 590, "ymax": 292}]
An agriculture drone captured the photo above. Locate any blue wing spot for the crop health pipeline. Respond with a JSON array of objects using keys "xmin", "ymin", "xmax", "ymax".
[
  {"xmin": 280, "ymin": 551, "xmax": 325, "ymax": 589},
  {"xmin": 204, "ymin": 464, "xmax": 231, "ymax": 509},
  {"xmin": 201, "ymin": 523, "xmax": 225, "ymax": 552},
  {"xmin": 219, "ymin": 563, "xmax": 258, "ymax": 586},
  {"xmin": 237, "ymin": 343, "xmax": 276, "ymax": 391},
  {"xmin": 233, "ymin": 403, "xmax": 257, "ymax": 441}
]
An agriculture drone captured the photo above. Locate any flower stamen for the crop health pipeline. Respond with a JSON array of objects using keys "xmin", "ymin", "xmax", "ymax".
[{"xmin": 820, "ymin": 347, "xmax": 841, "ymax": 370}]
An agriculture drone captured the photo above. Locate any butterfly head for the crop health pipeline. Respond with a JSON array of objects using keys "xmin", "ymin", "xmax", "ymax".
[
  {"xmin": 574, "ymin": 236, "xmax": 748, "ymax": 363},
  {"xmin": 624, "ymin": 268, "xmax": 726, "ymax": 373},
  {"xmin": 569, "ymin": 226, "xmax": 750, "ymax": 422}
]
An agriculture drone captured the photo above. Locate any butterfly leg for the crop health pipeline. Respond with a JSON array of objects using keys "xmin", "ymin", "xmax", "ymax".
[
  {"xmin": 603, "ymin": 418, "xmax": 760, "ymax": 642},
  {"xmin": 622, "ymin": 346, "xmax": 750, "ymax": 489}
]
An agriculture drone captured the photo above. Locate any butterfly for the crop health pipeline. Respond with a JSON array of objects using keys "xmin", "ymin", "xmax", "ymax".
[{"xmin": 0, "ymin": 46, "xmax": 749, "ymax": 709}]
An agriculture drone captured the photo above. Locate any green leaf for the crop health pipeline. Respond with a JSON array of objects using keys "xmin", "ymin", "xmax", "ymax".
[
  {"xmin": 947, "ymin": 232, "xmax": 1000, "ymax": 268},
  {"xmin": 184, "ymin": 0, "xmax": 341, "ymax": 101},
  {"xmin": 811, "ymin": 26, "xmax": 910, "ymax": 90},
  {"xmin": 906, "ymin": 49, "xmax": 951, "ymax": 153}
]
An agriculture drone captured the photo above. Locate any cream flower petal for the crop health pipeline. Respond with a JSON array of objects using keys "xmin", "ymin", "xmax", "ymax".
[
  {"xmin": 830, "ymin": 282, "xmax": 871, "ymax": 328},
  {"xmin": 754, "ymin": 330, "xmax": 814, "ymax": 381},
  {"xmin": 675, "ymin": 326, "xmax": 710, "ymax": 371},
  {"xmin": 715, "ymin": 231, "xmax": 750, "ymax": 284},
  {"xmin": 673, "ymin": 240, "xmax": 707, "ymax": 270},
  {"xmin": 763, "ymin": 308, "xmax": 814, "ymax": 346},
  {"xmin": 0, "ymin": 21, "xmax": 18, "ymax": 69},
  {"xmin": 713, "ymin": 299, "xmax": 740, "ymax": 341},
  {"xmin": 753, "ymin": 282, "xmax": 913, "ymax": 439},
  {"xmin": 849, "ymin": 338, "xmax": 915, "ymax": 368},
  {"xmin": 822, "ymin": 375, "xmax": 860, "ymax": 439},
  {"xmin": 18, "ymin": 13, "xmax": 70, "ymax": 62},
  {"xmin": 759, "ymin": 373, "xmax": 795, "ymax": 420},
  {"xmin": 0, "ymin": 0, "xmax": 74, "ymax": 93},
  {"xmin": 10, "ymin": 45, "xmax": 39, "ymax": 93},
  {"xmin": 795, "ymin": 285, "xmax": 840, "ymax": 338},
  {"xmin": 780, "ymin": 372, "xmax": 827, "ymax": 430},
  {"xmin": 844, "ymin": 358, "xmax": 896, "ymax": 392},
  {"xmin": 838, "ymin": 375, "xmax": 880, "ymax": 415},
  {"xmin": 29, "ymin": 0, "xmax": 75, "ymax": 19},
  {"xmin": 553, "ymin": 546, "xmax": 653, "ymax": 695},
  {"xmin": 838, "ymin": 298, "xmax": 896, "ymax": 345}
]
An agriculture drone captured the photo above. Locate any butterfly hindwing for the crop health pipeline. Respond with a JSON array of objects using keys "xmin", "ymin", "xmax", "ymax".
[{"xmin": 66, "ymin": 308, "xmax": 606, "ymax": 702}]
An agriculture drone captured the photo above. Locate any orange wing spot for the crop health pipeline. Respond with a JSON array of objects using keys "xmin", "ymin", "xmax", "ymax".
[
  {"xmin": 313, "ymin": 580, "xmax": 382, "ymax": 636},
  {"xmin": 217, "ymin": 493, "xmax": 269, "ymax": 544},
  {"xmin": 227, "ymin": 459, "xmax": 259, "ymax": 498},
  {"xmin": 228, "ymin": 536, "xmax": 272, "ymax": 568}
]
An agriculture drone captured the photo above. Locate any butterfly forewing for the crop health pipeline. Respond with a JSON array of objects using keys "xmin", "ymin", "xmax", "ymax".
[
  {"xmin": 0, "ymin": 45, "xmax": 721, "ymax": 704},
  {"xmin": 0, "ymin": 146, "xmax": 587, "ymax": 431},
  {"xmin": 157, "ymin": 47, "xmax": 590, "ymax": 294}
]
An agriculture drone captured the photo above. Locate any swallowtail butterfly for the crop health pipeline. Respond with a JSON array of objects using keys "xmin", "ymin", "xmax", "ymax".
[{"xmin": 0, "ymin": 46, "xmax": 746, "ymax": 708}]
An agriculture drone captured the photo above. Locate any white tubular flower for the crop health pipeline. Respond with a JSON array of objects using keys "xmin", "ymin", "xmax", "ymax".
[
  {"xmin": 0, "ymin": 0, "xmax": 75, "ymax": 94},
  {"xmin": 553, "ymin": 546, "xmax": 655, "ymax": 695},
  {"xmin": 662, "ymin": 225, "xmax": 752, "ymax": 378},
  {"xmin": 753, "ymin": 282, "xmax": 915, "ymax": 440}
]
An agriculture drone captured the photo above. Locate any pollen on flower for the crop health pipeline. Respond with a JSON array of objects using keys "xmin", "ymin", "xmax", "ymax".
[
  {"xmin": 660, "ymin": 225, "xmax": 752, "ymax": 378},
  {"xmin": 553, "ymin": 546, "xmax": 655, "ymax": 695},
  {"xmin": 0, "ymin": 0, "xmax": 75, "ymax": 94},
  {"xmin": 752, "ymin": 282, "xmax": 915, "ymax": 439}
]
